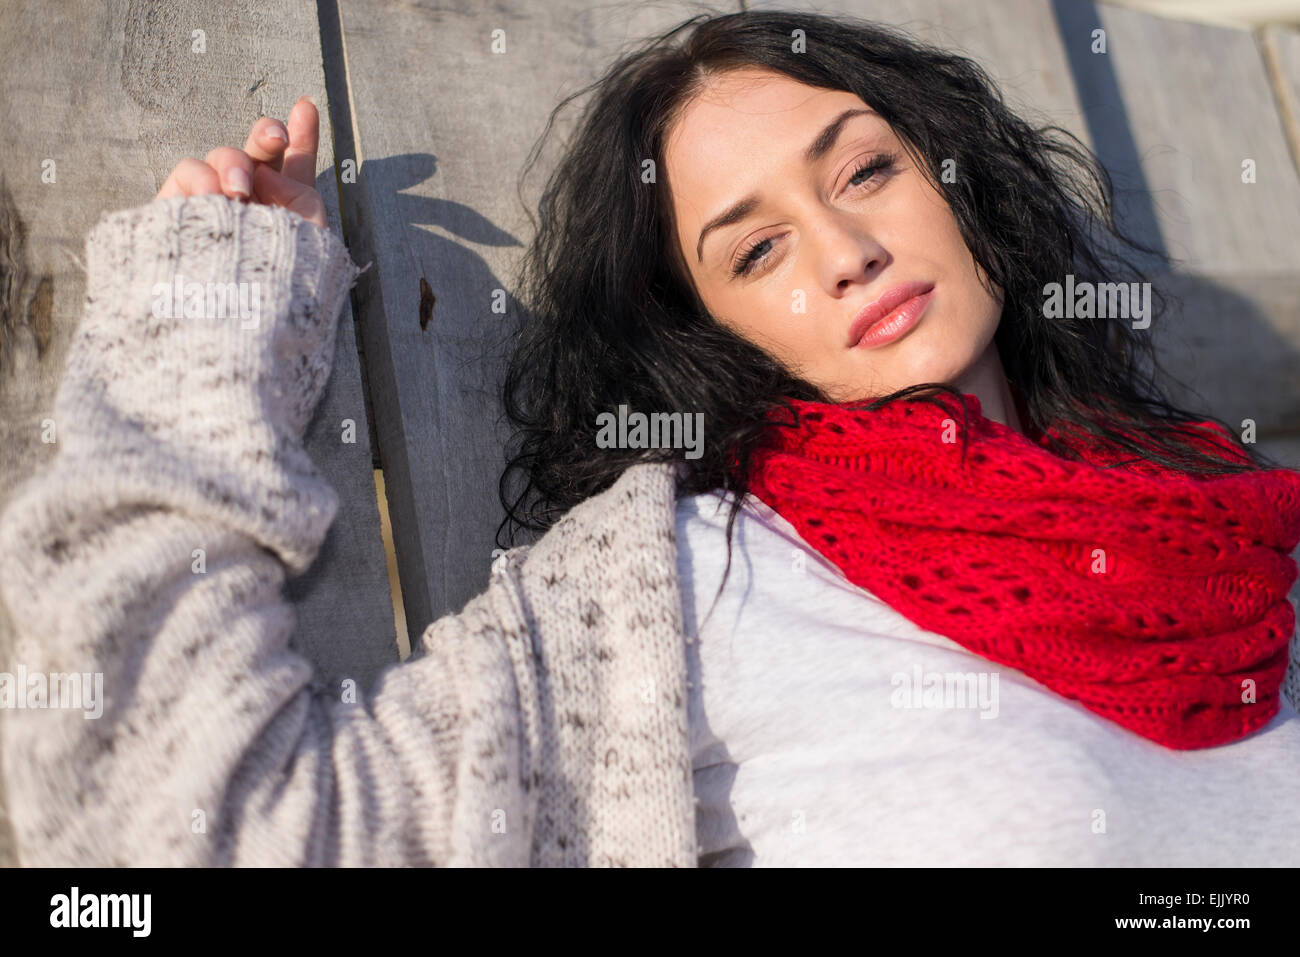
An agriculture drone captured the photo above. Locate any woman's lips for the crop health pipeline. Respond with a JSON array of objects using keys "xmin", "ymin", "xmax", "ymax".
[{"xmin": 847, "ymin": 282, "xmax": 935, "ymax": 349}]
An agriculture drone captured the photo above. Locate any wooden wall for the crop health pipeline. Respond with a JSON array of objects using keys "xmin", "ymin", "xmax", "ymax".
[{"xmin": 1, "ymin": 0, "xmax": 1298, "ymax": 865}]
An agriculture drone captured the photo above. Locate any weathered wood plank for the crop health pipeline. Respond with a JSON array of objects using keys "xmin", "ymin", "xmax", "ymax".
[
  {"xmin": 1065, "ymin": 3, "xmax": 1300, "ymax": 274},
  {"xmin": 1260, "ymin": 25, "xmax": 1300, "ymax": 177},
  {"xmin": 331, "ymin": 0, "xmax": 722, "ymax": 645},
  {"xmin": 1145, "ymin": 271, "xmax": 1300, "ymax": 436},
  {"xmin": 0, "ymin": 0, "xmax": 399, "ymax": 865}
]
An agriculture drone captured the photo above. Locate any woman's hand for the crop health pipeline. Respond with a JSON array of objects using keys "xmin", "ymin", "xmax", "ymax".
[{"xmin": 154, "ymin": 96, "xmax": 328, "ymax": 230}]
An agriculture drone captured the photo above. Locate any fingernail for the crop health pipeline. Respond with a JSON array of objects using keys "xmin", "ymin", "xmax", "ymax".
[
  {"xmin": 227, "ymin": 167, "xmax": 252, "ymax": 198},
  {"xmin": 265, "ymin": 124, "xmax": 288, "ymax": 143}
]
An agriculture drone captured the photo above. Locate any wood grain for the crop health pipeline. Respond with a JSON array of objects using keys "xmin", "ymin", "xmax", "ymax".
[{"xmin": 0, "ymin": 0, "xmax": 400, "ymax": 866}]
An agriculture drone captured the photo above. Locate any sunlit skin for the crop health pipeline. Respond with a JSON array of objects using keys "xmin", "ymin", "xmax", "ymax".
[{"xmin": 664, "ymin": 68, "xmax": 1024, "ymax": 432}]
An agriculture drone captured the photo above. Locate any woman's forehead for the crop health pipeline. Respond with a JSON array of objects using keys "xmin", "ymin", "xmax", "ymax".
[{"xmin": 664, "ymin": 75, "xmax": 887, "ymax": 224}]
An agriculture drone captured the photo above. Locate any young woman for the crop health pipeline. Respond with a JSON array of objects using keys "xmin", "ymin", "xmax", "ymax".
[
  {"xmin": 496, "ymin": 11, "xmax": 1300, "ymax": 864},
  {"xmin": 1, "ymin": 10, "xmax": 1297, "ymax": 868}
]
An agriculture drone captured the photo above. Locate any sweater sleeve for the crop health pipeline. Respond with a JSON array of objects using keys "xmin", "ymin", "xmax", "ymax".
[{"xmin": 0, "ymin": 195, "xmax": 539, "ymax": 866}]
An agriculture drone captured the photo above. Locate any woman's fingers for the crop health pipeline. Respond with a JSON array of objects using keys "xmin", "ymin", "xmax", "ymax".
[
  {"xmin": 281, "ymin": 96, "xmax": 320, "ymax": 188},
  {"xmin": 203, "ymin": 146, "xmax": 259, "ymax": 200},
  {"xmin": 252, "ymin": 163, "xmax": 327, "ymax": 229},
  {"xmin": 241, "ymin": 116, "xmax": 292, "ymax": 172},
  {"xmin": 155, "ymin": 157, "xmax": 223, "ymax": 199},
  {"xmin": 153, "ymin": 97, "xmax": 325, "ymax": 226}
]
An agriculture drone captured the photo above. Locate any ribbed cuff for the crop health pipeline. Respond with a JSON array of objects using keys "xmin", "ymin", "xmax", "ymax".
[{"xmin": 81, "ymin": 195, "xmax": 367, "ymax": 437}]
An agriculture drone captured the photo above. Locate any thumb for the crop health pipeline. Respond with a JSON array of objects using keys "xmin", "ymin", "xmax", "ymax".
[{"xmin": 252, "ymin": 162, "xmax": 326, "ymax": 229}]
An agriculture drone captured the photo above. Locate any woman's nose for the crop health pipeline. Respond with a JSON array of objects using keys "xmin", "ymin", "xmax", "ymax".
[{"xmin": 814, "ymin": 213, "xmax": 888, "ymax": 293}]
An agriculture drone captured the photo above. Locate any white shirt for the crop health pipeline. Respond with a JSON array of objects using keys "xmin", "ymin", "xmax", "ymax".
[{"xmin": 677, "ymin": 488, "xmax": 1300, "ymax": 866}]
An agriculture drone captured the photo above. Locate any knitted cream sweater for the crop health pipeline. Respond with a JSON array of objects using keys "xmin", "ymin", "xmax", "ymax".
[{"xmin": 0, "ymin": 195, "xmax": 696, "ymax": 867}]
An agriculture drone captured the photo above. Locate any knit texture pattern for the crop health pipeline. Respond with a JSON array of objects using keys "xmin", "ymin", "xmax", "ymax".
[
  {"xmin": 747, "ymin": 392, "xmax": 1300, "ymax": 750},
  {"xmin": 0, "ymin": 194, "xmax": 695, "ymax": 866}
]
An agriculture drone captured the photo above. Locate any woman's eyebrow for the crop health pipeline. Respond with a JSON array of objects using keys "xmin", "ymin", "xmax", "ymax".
[
  {"xmin": 696, "ymin": 107, "xmax": 879, "ymax": 263},
  {"xmin": 804, "ymin": 107, "xmax": 877, "ymax": 164}
]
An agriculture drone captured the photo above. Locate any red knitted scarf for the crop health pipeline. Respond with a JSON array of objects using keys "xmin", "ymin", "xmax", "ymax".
[{"xmin": 746, "ymin": 391, "xmax": 1300, "ymax": 750}]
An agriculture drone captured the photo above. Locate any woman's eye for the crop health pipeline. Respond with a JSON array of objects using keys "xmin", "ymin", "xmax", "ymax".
[
  {"xmin": 728, "ymin": 151, "xmax": 898, "ymax": 279},
  {"xmin": 848, "ymin": 157, "xmax": 887, "ymax": 188},
  {"xmin": 846, "ymin": 151, "xmax": 897, "ymax": 191},
  {"xmin": 731, "ymin": 237, "xmax": 774, "ymax": 277}
]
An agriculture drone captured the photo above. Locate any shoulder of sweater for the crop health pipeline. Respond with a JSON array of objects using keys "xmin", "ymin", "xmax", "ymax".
[
  {"xmin": 490, "ymin": 460, "xmax": 697, "ymax": 868},
  {"xmin": 495, "ymin": 460, "xmax": 683, "ymax": 598}
]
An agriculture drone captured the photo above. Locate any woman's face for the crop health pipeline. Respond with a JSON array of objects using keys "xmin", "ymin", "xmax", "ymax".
[{"xmin": 664, "ymin": 68, "xmax": 1005, "ymax": 403}]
